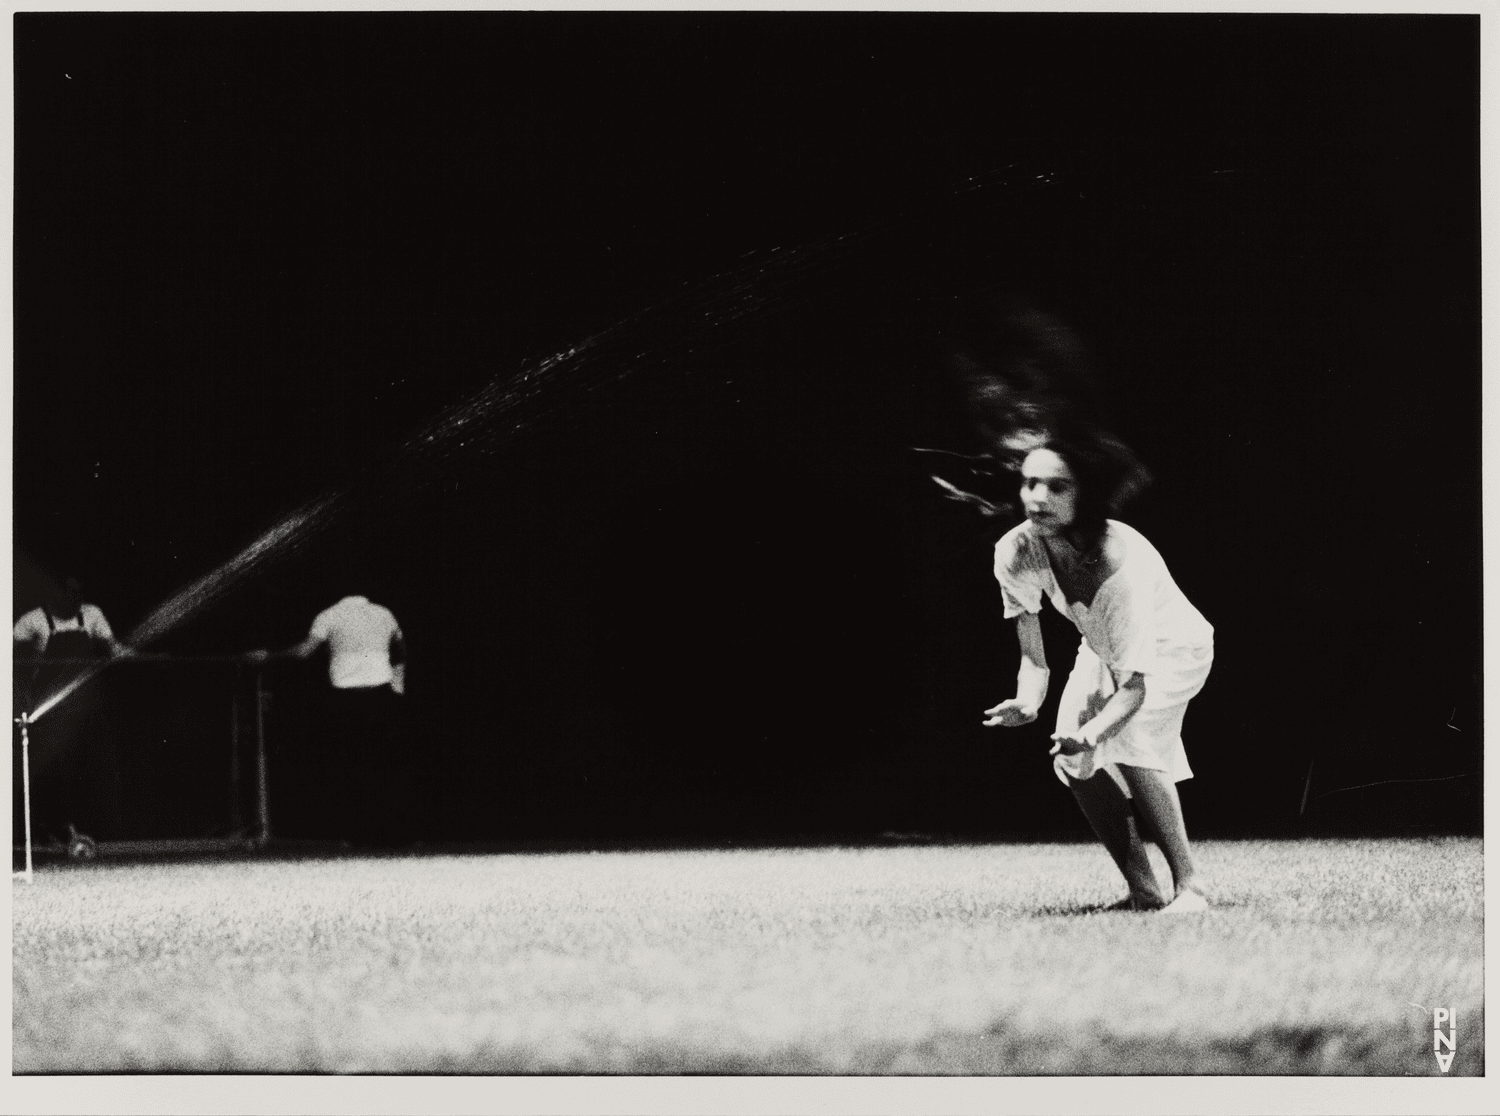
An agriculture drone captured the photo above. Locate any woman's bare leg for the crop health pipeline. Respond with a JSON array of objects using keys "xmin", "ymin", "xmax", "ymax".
[
  {"xmin": 1119, "ymin": 765, "xmax": 1199, "ymax": 896},
  {"xmin": 1067, "ymin": 771, "xmax": 1169, "ymax": 909}
]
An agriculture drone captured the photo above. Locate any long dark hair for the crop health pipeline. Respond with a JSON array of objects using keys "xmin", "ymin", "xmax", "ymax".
[{"xmin": 1032, "ymin": 426, "xmax": 1151, "ymax": 553}]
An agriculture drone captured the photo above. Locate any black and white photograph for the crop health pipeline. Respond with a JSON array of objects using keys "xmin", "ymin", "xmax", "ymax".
[{"xmin": 6, "ymin": 4, "xmax": 1489, "ymax": 1109}]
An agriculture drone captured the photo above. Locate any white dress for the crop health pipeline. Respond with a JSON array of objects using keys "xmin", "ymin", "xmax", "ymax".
[{"xmin": 993, "ymin": 519, "xmax": 1214, "ymax": 795}]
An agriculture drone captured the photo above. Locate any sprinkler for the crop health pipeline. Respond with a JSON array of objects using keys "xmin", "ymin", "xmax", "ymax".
[{"xmin": 13, "ymin": 712, "xmax": 33, "ymax": 883}]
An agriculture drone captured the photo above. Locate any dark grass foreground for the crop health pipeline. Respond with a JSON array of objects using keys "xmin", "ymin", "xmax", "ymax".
[{"xmin": 12, "ymin": 838, "xmax": 1482, "ymax": 1074}]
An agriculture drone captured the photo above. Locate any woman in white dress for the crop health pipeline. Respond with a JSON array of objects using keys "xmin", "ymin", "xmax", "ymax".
[{"xmin": 983, "ymin": 437, "xmax": 1213, "ymax": 912}]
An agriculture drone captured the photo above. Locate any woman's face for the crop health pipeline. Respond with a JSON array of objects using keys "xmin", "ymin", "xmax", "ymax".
[{"xmin": 1020, "ymin": 448, "xmax": 1078, "ymax": 535}]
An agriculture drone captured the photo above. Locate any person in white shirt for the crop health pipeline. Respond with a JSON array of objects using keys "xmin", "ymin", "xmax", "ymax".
[
  {"xmin": 253, "ymin": 594, "xmax": 410, "ymax": 846},
  {"xmin": 13, "ymin": 576, "xmax": 129, "ymax": 851},
  {"xmin": 280, "ymin": 594, "xmax": 407, "ymax": 694}
]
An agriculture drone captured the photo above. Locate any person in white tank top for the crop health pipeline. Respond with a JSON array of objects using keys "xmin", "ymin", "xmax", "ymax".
[{"xmin": 984, "ymin": 439, "xmax": 1213, "ymax": 913}]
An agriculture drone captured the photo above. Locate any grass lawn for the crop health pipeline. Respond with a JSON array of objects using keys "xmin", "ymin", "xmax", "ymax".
[{"xmin": 11, "ymin": 837, "xmax": 1483, "ymax": 1074}]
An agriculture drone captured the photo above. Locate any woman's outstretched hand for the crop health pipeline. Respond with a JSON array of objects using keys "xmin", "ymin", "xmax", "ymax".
[
  {"xmin": 983, "ymin": 699, "xmax": 1037, "ymax": 728},
  {"xmin": 1049, "ymin": 728, "xmax": 1098, "ymax": 756}
]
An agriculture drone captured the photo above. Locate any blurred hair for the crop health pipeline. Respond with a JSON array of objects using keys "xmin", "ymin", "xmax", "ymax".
[
  {"xmin": 930, "ymin": 292, "xmax": 1150, "ymax": 539},
  {"xmin": 946, "ymin": 292, "xmax": 1103, "ymax": 467}
]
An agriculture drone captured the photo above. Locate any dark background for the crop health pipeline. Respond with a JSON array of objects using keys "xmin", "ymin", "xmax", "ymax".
[{"xmin": 13, "ymin": 13, "xmax": 1481, "ymax": 844}]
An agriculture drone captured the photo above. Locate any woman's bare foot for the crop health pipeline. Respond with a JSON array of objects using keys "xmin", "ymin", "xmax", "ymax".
[
  {"xmin": 1159, "ymin": 884, "xmax": 1209, "ymax": 914},
  {"xmin": 1102, "ymin": 892, "xmax": 1167, "ymax": 912}
]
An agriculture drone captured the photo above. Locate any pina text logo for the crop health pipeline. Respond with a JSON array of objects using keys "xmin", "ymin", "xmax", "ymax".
[{"xmin": 1432, "ymin": 1008, "xmax": 1456, "ymax": 1072}]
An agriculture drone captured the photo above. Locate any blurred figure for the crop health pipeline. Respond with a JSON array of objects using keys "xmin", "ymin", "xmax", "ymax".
[
  {"xmin": 255, "ymin": 594, "xmax": 410, "ymax": 847},
  {"xmin": 13, "ymin": 576, "xmax": 129, "ymax": 851}
]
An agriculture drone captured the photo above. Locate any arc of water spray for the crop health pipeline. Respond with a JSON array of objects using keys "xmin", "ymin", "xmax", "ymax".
[
  {"xmin": 27, "ymin": 495, "xmax": 341, "ymax": 724},
  {"xmin": 25, "ymin": 332, "xmax": 628, "ymax": 726},
  {"xmin": 23, "ymin": 284, "xmax": 757, "ymax": 725},
  {"xmin": 26, "ymin": 161, "xmax": 1054, "ymax": 726}
]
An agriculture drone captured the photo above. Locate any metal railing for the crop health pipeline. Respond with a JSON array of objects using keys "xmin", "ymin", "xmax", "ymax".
[{"xmin": 13, "ymin": 656, "xmax": 271, "ymax": 877}]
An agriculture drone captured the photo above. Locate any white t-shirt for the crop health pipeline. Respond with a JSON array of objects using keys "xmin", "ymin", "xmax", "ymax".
[
  {"xmin": 13, "ymin": 604, "xmax": 115, "ymax": 655},
  {"xmin": 308, "ymin": 596, "xmax": 404, "ymax": 689}
]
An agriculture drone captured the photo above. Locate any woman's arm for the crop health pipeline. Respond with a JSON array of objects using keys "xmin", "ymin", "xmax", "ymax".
[
  {"xmin": 1050, "ymin": 671, "xmax": 1146, "ymax": 754},
  {"xmin": 983, "ymin": 612, "xmax": 1050, "ymax": 727}
]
